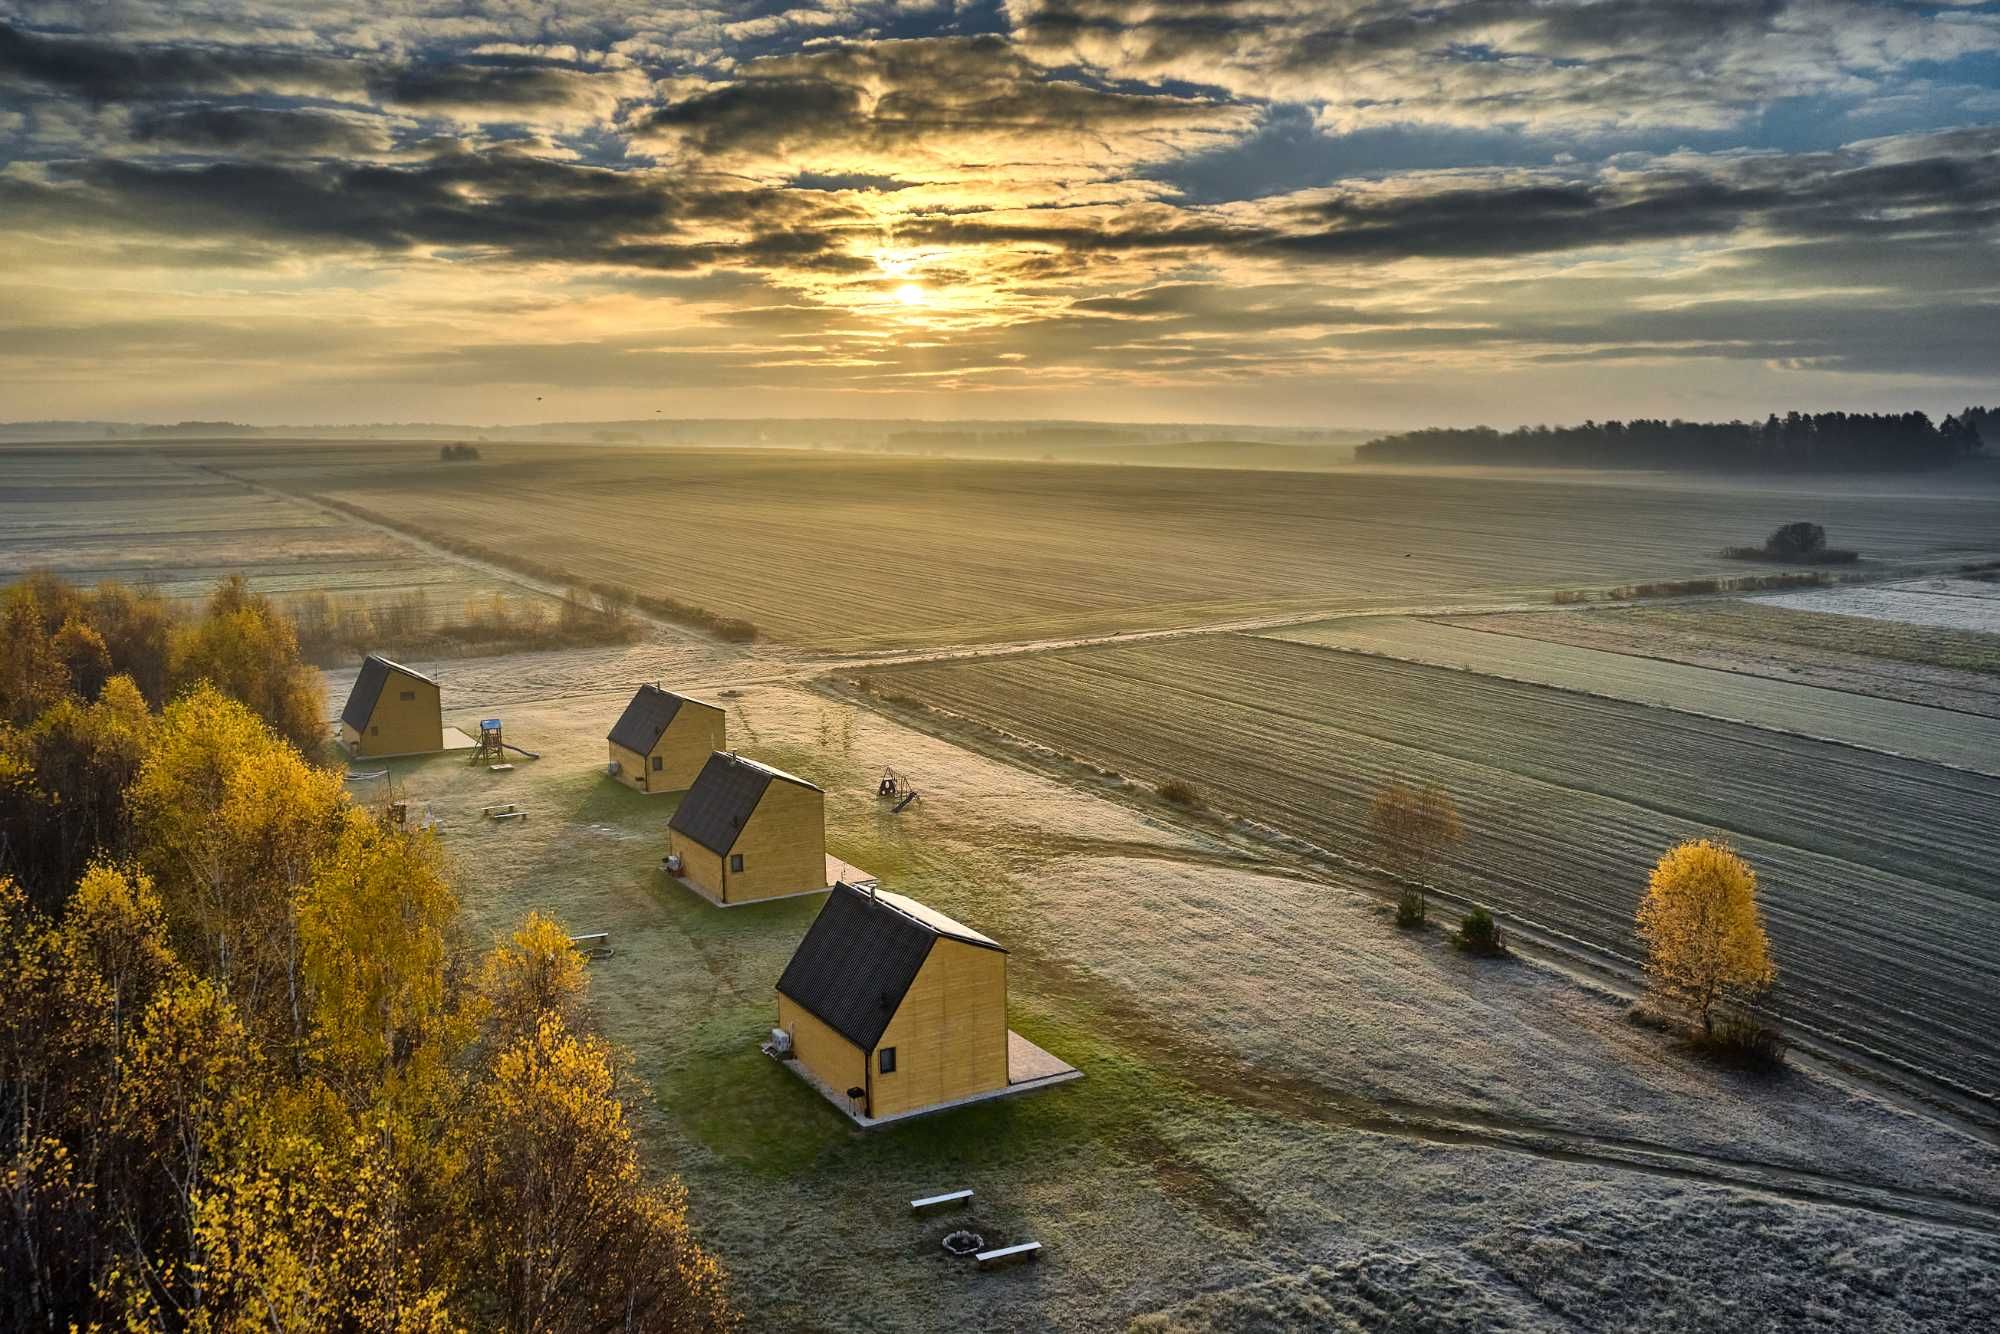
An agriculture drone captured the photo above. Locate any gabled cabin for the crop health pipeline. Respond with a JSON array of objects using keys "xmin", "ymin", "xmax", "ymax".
[
  {"xmin": 666, "ymin": 752, "xmax": 826, "ymax": 903},
  {"xmin": 777, "ymin": 883, "xmax": 1009, "ymax": 1121},
  {"xmin": 338, "ymin": 654, "xmax": 441, "ymax": 757},
  {"xmin": 607, "ymin": 686, "xmax": 726, "ymax": 794}
]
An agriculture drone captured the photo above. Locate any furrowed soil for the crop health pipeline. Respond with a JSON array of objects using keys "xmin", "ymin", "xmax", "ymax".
[
  {"xmin": 329, "ymin": 665, "xmax": 2000, "ymax": 1333},
  {"xmin": 858, "ymin": 636, "xmax": 2000, "ymax": 1105},
  {"xmin": 1460, "ymin": 602, "xmax": 2000, "ymax": 717},
  {"xmin": 191, "ymin": 441, "xmax": 2000, "ymax": 649}
]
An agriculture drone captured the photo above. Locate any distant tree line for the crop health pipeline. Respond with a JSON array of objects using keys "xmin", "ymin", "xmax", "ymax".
[
  {"xmin": 439, "ymin": 441, "xmax": 482, "ymax": 461},
  {"xmin": 1356, "ymin": 409, "xmax": 1990, "ymax": 471}
]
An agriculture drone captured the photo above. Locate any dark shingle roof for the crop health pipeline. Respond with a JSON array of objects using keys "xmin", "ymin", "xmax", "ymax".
[
  {"xmin": 668, "ymin": 752, "xmax": 819, "ymax": 854},
  {"xmin": 778, "ymin": 883, "xmax": 1006, "ymax": 1051},
  {"xmin": 607, "ymin": 684, "xmax": 687, "ymax": 753},
  {"xmin": 339, "ymin": 653, "xmax": 432, "ymax": 730},
  {"xmin": 776, "ymin": 884, "xmax": 933, "ymax": 1050}
]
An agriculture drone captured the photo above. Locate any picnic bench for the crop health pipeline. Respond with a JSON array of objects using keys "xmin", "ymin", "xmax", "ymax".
[
  {"xmin": 910, "ymin": 1189, "xmax": 972, "ymax": 1216},
  {"xmin": 976, "ymin": 1242, "xmax": 1041, "ymax": 1271}
]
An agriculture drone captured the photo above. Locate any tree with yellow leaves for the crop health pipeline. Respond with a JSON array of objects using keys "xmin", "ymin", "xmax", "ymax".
[
  {"xmin": 478, "ymin": 911, "xmax": 587, "ymax": 1047},
  {"xmin": 168, "ymin": 576, "xmax": 325, "ymax": 756},
  {"xmin": 475, "ymin": 1016, "xmax": 733, "ymax": 1334},
  {"xmin": 1636, "ymin": 838, "xmax": 1776, "ymax": 1035}
]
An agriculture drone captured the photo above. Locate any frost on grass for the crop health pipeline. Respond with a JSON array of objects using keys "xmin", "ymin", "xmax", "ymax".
[
  {"xmin": 1761, "ymin": 579, "xmax": 2000, "ymax": 635},
  {"xmin": 1027, "ymin": 855, "xmax": 2000, "ymax": 1201}
]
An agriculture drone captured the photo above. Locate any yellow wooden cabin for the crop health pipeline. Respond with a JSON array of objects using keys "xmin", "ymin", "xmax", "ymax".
[
  {"xmin": 607, "ymin": 685, "xmax": 725, "ymax": 794},
  {"xmin": 776, "ymin": 883, "xmax": 1009, "ymax": 1121},
  {"xmin": 338, "ymin": 654, "xmax": 442, "ymax": 757},
  {"xmin": 666, "ymin": 752, "xmax": 826, "ymax": 904}
]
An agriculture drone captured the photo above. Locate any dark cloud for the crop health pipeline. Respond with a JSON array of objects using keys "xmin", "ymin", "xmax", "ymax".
[
  {"xmin": 643, "ymin": 77, "xmax": 863, "ymax": 157},
  {"xmin": 0, "ymin": 20, "xmax": 360, "ymax": 101},
  {"xmin": 0, "ymin": 21, "xmax": 631, "ymax": 119},
  {"xmin": 127, "ymin": 105, "xmax": 392, "ymax": 157},
  {"xmin": 636, "ymin": 34, "xmax": 1249, "ymax": 167},
  {"xmin": 1, "ymin": 150, "xmax": 861, "ymax": 272}
]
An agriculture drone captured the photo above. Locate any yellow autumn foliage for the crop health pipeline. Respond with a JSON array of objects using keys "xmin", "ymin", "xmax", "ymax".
[
  {"xmin": 1635, "ymin": 838, "xmax": 1776, "ymax": 1032},
  {"xmin": 477, "ymin": 911, "xmax": 587, "ymax": 1046},
  {"xmin": 3, "ymin": 671, "xmax": 735, "ymax": 1331}
]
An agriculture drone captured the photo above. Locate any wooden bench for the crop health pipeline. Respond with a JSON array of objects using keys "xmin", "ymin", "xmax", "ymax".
[
  {"xmin": 910, "ymin": 1189, "xmax": 972, "ymax": 1215},
  {"xmin": 976, "ymin": 1242, "xmax": 1041, "ymax": 1271},
  {"xmin": 569, "ymin": 932, "xmax": 613, "ymax": 960}
]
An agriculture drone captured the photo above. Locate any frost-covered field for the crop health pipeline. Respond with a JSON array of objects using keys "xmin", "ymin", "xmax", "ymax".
[
  {"xmin": 0, "ymin": 445, "xmax": 522, "ymax": 611},
  {"xmin": 326, "ymin": 668, "xmax": 2000, "ymax": 1332},
  {"xmin": 862, "ymin": 637, "xmax": 2000, "ymax": 1105},
  {"xmin": 1262, "ymin": 614, "xmax": 2000, "ymax": 772},
  {"xmin": 1460, "ymin": 602, "xmax": 2000, "ymax": 717},
  {"xmin": 210, "ymin": 440, "xmax": 2000, "ymax": 648},
  {"xmin": 1760, "ymin": 577, "xmax": 2000, "ymax": 634}
]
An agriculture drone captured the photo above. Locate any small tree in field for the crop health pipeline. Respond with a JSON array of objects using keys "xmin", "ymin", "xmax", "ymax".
[
  {"xmin": 1764, "ymin": 521, "xmax": 1826, "ymax": 560},
  {"xmin": 1370, "ymin": 780, "xmax": 1462, "ymax": 888},
  {"xmin": 1636, "ymin": 839, "xmax": 1775, "ymax": 1035}
]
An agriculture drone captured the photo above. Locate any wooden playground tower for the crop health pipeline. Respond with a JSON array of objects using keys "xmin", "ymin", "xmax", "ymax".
[{"xmin": 471, "ymin": 717, "xmax": 540, "ymax": 766}]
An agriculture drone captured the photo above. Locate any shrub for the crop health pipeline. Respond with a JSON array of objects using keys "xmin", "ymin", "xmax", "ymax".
[
  {"xmin": 1687, "ymin": 1013, "xmax": 1788, "ymax": 1074},
  {"xmin": 1157, "ymin": 778, "xmax": 1202, "ymax": 808},
  {"xmin": 1395, "ymin": 888, "xmax": 1427, "ymax": 929},
  {"xmin": 1454, "ymin": 906, "xmax": 1506, "ymax": 956}
]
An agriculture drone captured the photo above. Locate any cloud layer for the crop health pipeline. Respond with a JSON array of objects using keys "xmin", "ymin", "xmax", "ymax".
[{"xmin": 2, "ymin": 2, "xmax": 1997, "ymax": 424}]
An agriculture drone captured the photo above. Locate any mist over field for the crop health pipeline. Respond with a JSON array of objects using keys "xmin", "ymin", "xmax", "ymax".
[{"xmin": 8, "ymin": 1, "xmax": 2000, "ymax": 1330}]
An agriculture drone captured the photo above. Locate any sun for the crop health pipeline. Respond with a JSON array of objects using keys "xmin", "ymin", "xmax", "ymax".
[{"xmin": 894, "ymin": 282, "xmax": 926, "ymax": 307}]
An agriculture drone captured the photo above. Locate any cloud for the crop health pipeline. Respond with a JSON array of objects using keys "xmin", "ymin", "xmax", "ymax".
[
  {"xmin": 1004, "ymin": 0, "xmax": 2000, "ymax": 134},
  {"xmin": 0, "ymin": 21, "xmax": 640, "ymax": 124},
  {"xmin": 635, "ymin": 35, "xmax": 1254, "ymax": 180},
  {"xmin": 126, "ymin": 105, "xmax": 394, "ymax": 157},
  {"xmin": 1, "ymin": 5, "xmax": 1996, "ymax": 422}
]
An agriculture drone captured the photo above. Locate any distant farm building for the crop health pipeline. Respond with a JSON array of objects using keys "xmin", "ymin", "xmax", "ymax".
[
  {"xmin": 338, "ymin": 654, "xmax": 441, "ymax": 757},
  {"xmin": 666, "ymin": 752, "xmax": 828, "ymax": 904},
  {"xmin": 607, "ymin": 685, "xmax": 725, "ymax": 794},
  {"xmin": 773, "ymin": 883, "xmax": 1079, "ymax": 1123}
]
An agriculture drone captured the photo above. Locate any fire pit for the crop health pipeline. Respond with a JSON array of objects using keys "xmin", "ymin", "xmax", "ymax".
[{"xmin": 941, "ymin": 1230, "xmax": 985, "ymax": 1257}]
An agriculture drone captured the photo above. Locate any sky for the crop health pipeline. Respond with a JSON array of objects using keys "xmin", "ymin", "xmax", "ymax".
[{"xmin": 2, "ymin": 1, "xmax": 1998, "ymax": 428}]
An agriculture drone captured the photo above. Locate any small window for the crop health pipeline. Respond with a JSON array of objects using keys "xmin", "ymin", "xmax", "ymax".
[
  {"xmin": 370, "ymin": 725, "xmax": 379, "ymax": 736},
  {"xmin": 399, "ymin": 690, "xmax": 416, "ymax": 701},
  {"xmin": 651, "ymin": 755, "xmax": 664, "ymax": 771},
  {"xmin": 878, "ymin": 1047, "xmax": 896, "ymax": 1075},
  {"xmin": 729, "ymin": 853, "xmax": 745, "ymax": 873}
]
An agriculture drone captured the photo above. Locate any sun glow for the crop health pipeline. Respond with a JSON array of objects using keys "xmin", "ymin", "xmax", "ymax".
[{"xmin": 895, "ymin": 282, "xmax": 927, "ymax": 306}]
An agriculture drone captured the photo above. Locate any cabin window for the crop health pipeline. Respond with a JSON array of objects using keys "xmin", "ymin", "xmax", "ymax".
[
  {"xmin": 399, "ymin": 690, "xmax": 416, "ymax": 701},
  {"xmin": 730, "ymin": 853, "xmax": 745, "ymax": 872},
  {"xmin": 651, "ymin": 756, "xmax": 664, "ymax": 771},
  {"xmin": 879, "ymin": 1047, "xmax": 896, "ymax": 1075}
]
